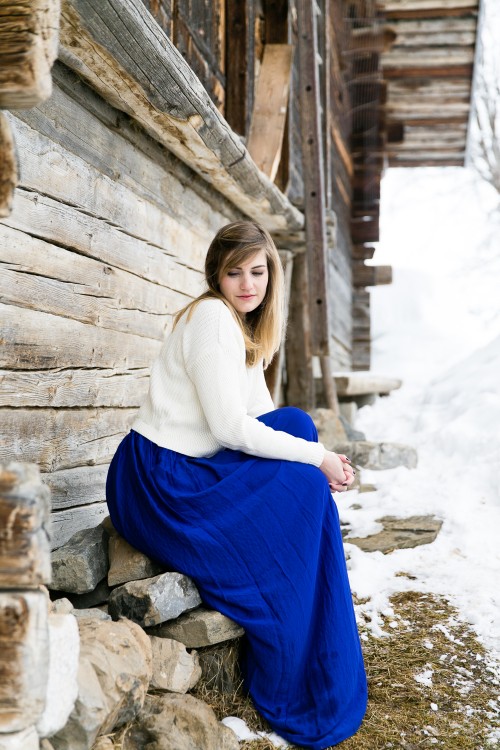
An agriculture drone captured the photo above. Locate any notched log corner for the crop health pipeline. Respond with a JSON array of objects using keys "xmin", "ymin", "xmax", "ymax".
[
  {"xmin": 0, "ymin": 113, "xmax": 18, "ymax": 217},
  {"xmin": 0, "ymin": 0, "xmax": 61, "ymax": 109}
]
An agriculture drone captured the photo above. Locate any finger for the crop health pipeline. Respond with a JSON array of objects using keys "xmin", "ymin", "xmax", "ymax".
[{"xmin": 337, "ymin": 454, "xmax": 351, "ymax": 464}]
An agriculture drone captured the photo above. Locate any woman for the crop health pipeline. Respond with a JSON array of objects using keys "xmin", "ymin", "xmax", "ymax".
[{"xmin": 106, "ymin": 220, "xmax": 367, "ymax": 749}]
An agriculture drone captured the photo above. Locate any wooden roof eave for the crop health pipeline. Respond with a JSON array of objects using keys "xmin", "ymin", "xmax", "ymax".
[{"xmin": 58, "ymin": 0, "xmax": 304, "ymax": 233}]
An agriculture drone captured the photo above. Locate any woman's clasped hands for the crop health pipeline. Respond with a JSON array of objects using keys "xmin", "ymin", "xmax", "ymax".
[{"xmin": 319, "ymin": 451, "xmax": 355, "ymax": 493}]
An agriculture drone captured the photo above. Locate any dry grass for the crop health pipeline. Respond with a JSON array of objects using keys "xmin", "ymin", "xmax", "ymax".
[{"xmin": 192, "ymin": 591, "xmax": 500, "ymax": 750}]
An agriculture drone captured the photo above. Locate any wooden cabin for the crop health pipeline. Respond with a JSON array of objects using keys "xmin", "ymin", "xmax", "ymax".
[{"xmin": 0, "ymin": 0, "xmax": 479, "ymax": 549}]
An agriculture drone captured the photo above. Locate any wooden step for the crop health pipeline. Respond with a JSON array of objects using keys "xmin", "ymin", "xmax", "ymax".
[{"xmin": 333, "ymin": 371, "xmax": 402, "ymax": 397}]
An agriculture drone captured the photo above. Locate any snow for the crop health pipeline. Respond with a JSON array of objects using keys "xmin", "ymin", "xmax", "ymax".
[
  {"xmin": 222, "ymin": 716, "xmax": 290, "ymax": 746},
  {"xmin": 337, "ymin": 167, "xmax": 500, "ymax": 661}
]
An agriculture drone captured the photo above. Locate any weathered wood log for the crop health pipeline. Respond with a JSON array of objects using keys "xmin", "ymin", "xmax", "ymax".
[
  {"xmin": 5, "ymin": 189, "xmax": 205, "ymax": 297},
  {"xmin": 7, "ymin": 115, "xmax": 210, "ymax": 273},
  {"xmin": 43, "ymin": 465, "xmax": 108, "ymax": 511},
  {"xmin": 0, "ymin": 224, "xmax": 188, "ymax": 341},
  {"xmin": 285, "ymin": 252, "xmax": 315, "ymax": 410},
  {"xmin": 0, "ymin": 590, "xmax": 49, "ymax": 732},
  {"xmin": 350, "ymin": 216, "xmax": 380, "ymax": 244},
  {"xmin": 0, "ymin": 0, "xmax": 60, "ymax": 108},
  {"xmin": 57, "ymin": 0, "xmax": 303, "ymax": 231},
  {"xmin": 296, "ymin": 0, "xmax": 331, "ymax": 357},
  {"xmin": 0, "ymin": 463, "xmax": 51, "ymax": 588},
  {"xmin": 384, "ymin": 63, "xmax": 473, "ymax": 79},
  {"xmin": 352, "ymin": 245, "xmax": 376, "ymax": 260},
  {"xmin": 353, "ymin": 262, "xmax": 393, "ymax": 287},
  {"xmin": 0, "ymin": 367, "xmax": 149, "ymax": 409},
  {"xmin": 0, "ymin": 113, "xmax": 17, "ymax": 218},
  {"xmin": 13, "ymin": 75, "xmax": 237, "ymax": 256},
  {"xmin": 247, "ymin": 44, "xmax": 293, "ymax": 182},
  {"xmin": 0, "ymin": 407, "xmax": 136, "ymax": 473},
  {"xmin": 384, "ymin": 6, "xmax": 477, "ymax": 20},
  {"xmin": 333, "ymin": 373, "xmax": 402, "ymax": 398},
  {"xmin": 383, "ymin": 0, "xmax": 476, "ymax": 11},
  {"xmin": 0, "ymin": 303, "xmax": 161, "ymax": 370}
]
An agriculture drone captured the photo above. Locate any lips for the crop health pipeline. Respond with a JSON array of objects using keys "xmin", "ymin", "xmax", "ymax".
[{"xmin": 238, "ymin": 295, "xmax": 255, "ymax": 300}]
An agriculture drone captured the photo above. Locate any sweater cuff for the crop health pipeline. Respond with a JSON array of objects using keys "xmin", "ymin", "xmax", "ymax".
[{"xmin": 309, "ymin": 441, "xmax": 326, "ymax": 468}]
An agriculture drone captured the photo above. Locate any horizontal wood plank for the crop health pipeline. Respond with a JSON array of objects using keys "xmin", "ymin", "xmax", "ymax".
[
  {"xmin": 6, "ymin": 115, "xmax": 210, "ymax": 272},
  {"xmin": 43, "ymin": 465, "xmax": 108, "ymax": 511},
  {"xmin": 0, "ymin": 303, "xmax": 162, "ymax": 370},
  {"xmin": 0, "ymin": 224, "xmax": 188, "ymax": 340},
  {"xmin": 4, "ymin": 189, "xmax": 205, "ymax": 299},
  {"xmin": 0, "ymin": 368, "xmax": 149, "ymax": 408},
  {"xmin": 0, "ymin": 408, "xmax": 136, "ymax": 473}
]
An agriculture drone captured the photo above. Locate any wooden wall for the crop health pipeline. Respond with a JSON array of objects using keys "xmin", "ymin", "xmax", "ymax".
[{"xmin": 0, "ymin": 61, "xmax": 242, "ymax": 549}]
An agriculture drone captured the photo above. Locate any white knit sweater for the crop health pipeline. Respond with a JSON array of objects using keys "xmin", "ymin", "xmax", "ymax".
[{"xmin": 132, "ymin": 298, "xmax": 325, "ymax": 467}]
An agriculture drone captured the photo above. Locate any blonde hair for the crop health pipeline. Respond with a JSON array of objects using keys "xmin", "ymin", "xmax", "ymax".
[{"xmin": 174, "ymin": 221, "xmax": 285, "ymax": 368}]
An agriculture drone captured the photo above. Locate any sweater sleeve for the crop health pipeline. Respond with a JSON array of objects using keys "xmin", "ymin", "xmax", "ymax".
[{"xmin": 184, "ymin": 302, "xmax": 325, "ymax": 466}]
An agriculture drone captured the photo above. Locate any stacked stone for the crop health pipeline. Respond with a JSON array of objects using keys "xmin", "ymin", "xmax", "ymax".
[{"xmin": 46, "ymin": 517, "xmax": 244, "ymax": 750}]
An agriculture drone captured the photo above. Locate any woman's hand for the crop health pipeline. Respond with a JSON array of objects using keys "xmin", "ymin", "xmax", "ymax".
[{"xmin": 319, "ymin": 451, "xmax": 355, "ymax": 493}]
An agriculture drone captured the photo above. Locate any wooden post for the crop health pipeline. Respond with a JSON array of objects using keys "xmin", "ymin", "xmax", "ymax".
[
  {"xmin": 284, "ymin": 252, "xmax": 315, "ymax": 410},
  {"xmin": 0, "ymin": 114, "xmax": 17, "ymax": 218},
  {"xmin": 247, "ymin": 44, "xmax": 293, "ymax": 181},
  {"xmin": 295, "ymin": 0, "xmax": 341, "ymax": 413},
  {"xmin": 0, "ymin": 464, "xmax": 51, "ymax": 736}
]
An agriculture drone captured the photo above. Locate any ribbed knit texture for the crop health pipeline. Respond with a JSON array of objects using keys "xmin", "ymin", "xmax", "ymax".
[{"xmin": 132, "ymin": 298, "xmax": 325, "ymax": 467}]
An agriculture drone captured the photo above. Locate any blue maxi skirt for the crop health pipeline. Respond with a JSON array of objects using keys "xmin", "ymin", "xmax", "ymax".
[{"xmin": 106, "ymin": 407, "xmax": 367, "ymax": 749}]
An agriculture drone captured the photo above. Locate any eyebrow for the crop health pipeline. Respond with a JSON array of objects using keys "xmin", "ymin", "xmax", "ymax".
[{"xmin": 230, "ymin": 264, "xmax": 267, "ymax": 270}]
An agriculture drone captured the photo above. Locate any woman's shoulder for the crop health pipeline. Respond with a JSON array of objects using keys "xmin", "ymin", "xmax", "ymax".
[{"xmin": 183, "ymin": 297, "xmax": 243, "ymax": 350}]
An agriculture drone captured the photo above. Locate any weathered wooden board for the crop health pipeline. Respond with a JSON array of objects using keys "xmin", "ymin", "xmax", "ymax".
[
  {"xmin": 0, "ymin": 408, "xmax": 136, "ymax": 473},
  {"xmin": 0, "ymin": 304, "xmax": 162, "ymax": 370},
  {"xmin": 0, "ymin": 224, "xmax": 188, "ymax": 341},
  {"xmin": 0, "ymin": 113, "xmax": 17, "ymax": 218},
  {"xmin": 0, "ymin": 463, "xmax": 51, "ymax": 588},
  {"xmin": 0, "ymin": 0, "xmax": 60, "ymax": 108},
  {"xmin": 7, "ymin": 115, "xmax": 210, "ymax": 273},
  {"xmin": 43, "ymin": 465, "xmax": 108, "ymax": 511},
  {"xmin": 13, "ymin": 78, "xmax": 235, "ymax": 240},
  {"xmin": 382, "ymin": 0, "xmax": 477, "ymax": 10},
  {"xmin": 4, "ymin": 189, "xmax": 205, "ymax": 299},
  {"xmin": 0, "ymin": 368, "xmax": 149, "ymax": 408},
  {"xmin": 353, "ymin": 262, "xmax": 393, "ymax": 286},
  {"xmin": 50, "ymin": 501, "xmax": 108, "ymax": 549},
  {"xmin": 247, "ymin": 44, "xmax": 293, "ymax": 181},
  {"xmin": 57, "ymin": 0, "xmax": 303, "ymax": 231},
  {"xmin": 0, "ymin": 590, "xmax": 48, "ymax": 732},
  {"xmin": 333, "ymin": 372, "xmax": 402, "ymax": 397}
]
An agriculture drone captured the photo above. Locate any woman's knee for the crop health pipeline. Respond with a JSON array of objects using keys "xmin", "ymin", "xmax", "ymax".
[{"xmin": 258, "ymin": 406, "xmax": 318, "ymax": 441}]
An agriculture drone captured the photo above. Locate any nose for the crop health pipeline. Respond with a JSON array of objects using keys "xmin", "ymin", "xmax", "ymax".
[{"xmin": 240, "ymin": 273, "xmax": 253, "ymax": 290}]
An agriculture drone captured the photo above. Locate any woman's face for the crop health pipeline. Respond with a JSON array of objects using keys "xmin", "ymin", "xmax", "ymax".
[{"xmin": 218, "ymin": 248, "xmax": 269, "ymax": 319}]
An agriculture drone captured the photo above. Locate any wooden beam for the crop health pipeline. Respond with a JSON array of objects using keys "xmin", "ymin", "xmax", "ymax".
[
  {"xmin": 247, "ymin": 44, "xmax": 293, "ymax": 181},
  {"xmin": 0, "ymin": 0, "xmax": 60, "ymax": 108},
  {"xmin": 58, "ymin": 0, "xmax": 303, "ymax": 231},
  {"xmin": 352, "ymin": 245, "xmax": 377, "ymax": 260},
  {"xmin": 296, "ymin": 0, "xmax": 331, "ymax": 356},
  {"xmin": 353, "ymin": 262, "xmax": 393, "ymax": 287},
  {"xmin": 384, "ymin": 64, "xmax": 474, "ymax": 78},
  {"xmin": 0, "ymin": 113, "xmax": 17, "ymax": 218},
  {"xmin": 284, "ymin": 253, "xmax": 315, "ymax": 410},
  {"xmin": 384, "ymin": 7, "xmax": 478, "ymax": 19}
]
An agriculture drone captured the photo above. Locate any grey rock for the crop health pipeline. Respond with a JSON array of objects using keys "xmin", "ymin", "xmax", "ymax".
[
  {"xmin": 107, "ymin": 534, "xmax": 163, "ymax": 586},
  {"xmin": 346, "ymin": 515, "xmax": 443, "ymax": 554},
  {"xmin": 51, "ymin": 616, "xmax": 152, "ymax": 750},
  {"xmin": 334, "ymin": 440, "xmax": 418, "ymax": 470},
  {"xmin": 50, "ymin": 526, "xmax": 109, "ymax": 595},
  {"xmin": 108, "ymin": 572, "xmax": 201, "ymax": 628},
  {"xmin": 149, "ymin": 636, "xmax": 202, "ymax": 693},
  {"xmin": 51, "ymin": 597, "xmax": 74, "ymax": 614},
  {"xmin": 149, "ymin": 606, "xmax": 244, "ymax": 647},
  {"xmin": 69, "ymin": 578, "xmax": 111, "ymax": 609},
  {"xmin": 121, "ymin": 693, "xmax": 239, "ymax": 750},
  {"xmin": 72, "ymin": 608, "xmax": 112, "ymax": 621},
  {"xmin": 309, "ymin": 408, "xmax": 347, "ymax": 448},
  {"xmin": 339, "ymin": 414, "xmax": 366, "ymax": 441}
]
